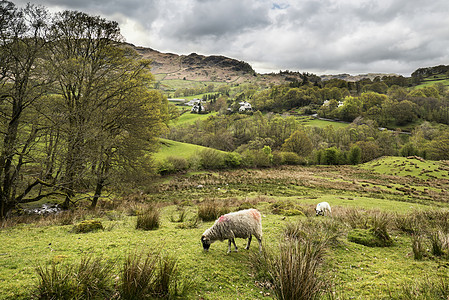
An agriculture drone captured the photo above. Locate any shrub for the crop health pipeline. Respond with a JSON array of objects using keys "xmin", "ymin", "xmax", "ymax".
[
  {"xmin": 224, "ymin": 152, "xmax": 242, "ymax": 168},
  {"xmin": 198, "ymin": 148, "xmax": 225, "ymax": 169},
  {"xmin": 34, "ymin": 256, "xmax": 115, "ymax": 299},
  {"xmin": 72, "ymin": 219, "xmax": 104, "ymax": 233},
  {"xmin": 136, "ymin": 207, "xmax": 160, "ymax": 231},
  {"xmin": 156, "ymin": 159, "xmax": 175, "ymax": 175},
  {"xmin": 281, "ymin": 152, "xmax": 302, "ymax": 165}
]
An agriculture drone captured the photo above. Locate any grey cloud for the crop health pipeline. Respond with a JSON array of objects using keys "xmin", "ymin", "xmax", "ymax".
[
  {"xmin": 9, "ymin": 0, "xmax": 449, "ymax": 75},
  {"xmin": 160, "ymin": 0, "xmax": 271, "ymax": 41}
]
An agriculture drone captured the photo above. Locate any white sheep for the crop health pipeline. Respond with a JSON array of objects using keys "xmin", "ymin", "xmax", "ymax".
[
  {"xmin": 201, "ymin": 208, "xmax": 263, "ymax": 253},
  {"xmin": 315, "ymin": 202, "xmax": 332, "ymax": 216}
]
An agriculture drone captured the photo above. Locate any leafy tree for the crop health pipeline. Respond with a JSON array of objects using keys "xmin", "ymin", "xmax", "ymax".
[
  {"xmin": 348, "ymin": 145, "xmax": 362, "ymax": 165},
  {"xmin": 281, "ymin": 129, "xmax": 313, "ymax": 157},
  {"xmin": 427, "ymin": 132, "xmax": 449, "ymax": 160},
  {"xmin": 338, "ymin": 96, "xmax": 362, "ymax": 122},
  {"xmin": 49, "ymin": 11, "xmax": 168, "ymax": 208},
  {"xmin": 0, "ymin": 2, "xmax": 52, "ymax": 219}
]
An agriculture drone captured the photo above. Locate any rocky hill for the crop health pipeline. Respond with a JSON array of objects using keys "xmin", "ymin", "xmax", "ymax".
[
  {"xmin": 130, "ymin": 44, "xmax": 304, "ymax": 85},
  {"xmin": 130, "ymin": 44, "xmax": 399, "ymax": 85}
]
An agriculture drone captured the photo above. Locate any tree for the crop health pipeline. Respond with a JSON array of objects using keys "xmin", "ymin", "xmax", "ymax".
[
  {"xmin": 0, "ymin": 2, "xmax": 52, "ymax": 219},
  {"xmin": 49, "ymin": 11, "xmax": 168, "ymax": 208},
  {"xmin": 281, "ymin": 129, "xmax": 313, "ymax": 157},
  {"xmin": 348, "ymin": 145, "xmax": 362, "ymax": 165},
  {"xmin": 338, "ymin": 96, "xmax": 362, "ymax": 122}
]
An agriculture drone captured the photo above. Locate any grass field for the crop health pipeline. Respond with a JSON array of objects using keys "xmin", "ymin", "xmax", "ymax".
[
  {"xmin": 171, "ymin": 111, "xmax": 218, "ymax": 126},
  {"xmin": 2, "ymin": 157, "xmax": 449, "ymax": 299},
  {"xmin": 153, "ymin": 138, "xmax": 224, "ymax": 162},
  {"xmin": 306, "ymin": 118, "xmax": 350, "ymax": 129}
]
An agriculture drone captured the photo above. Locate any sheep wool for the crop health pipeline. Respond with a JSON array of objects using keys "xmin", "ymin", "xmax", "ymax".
[
  {"xmin": 316, "ymin": 201, "xmax": 332, "ymax": 216},
  {"xmin": 201, "ymin": 208, "xmax": 262, "ymax": 253}
]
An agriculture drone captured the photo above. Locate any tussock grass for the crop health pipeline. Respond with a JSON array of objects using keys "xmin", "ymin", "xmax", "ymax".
[
  {"xmin": 136, "ymin": 205, "xmax": 161, "ymax": 231},
  {"xmin": 197, "ymin": 199, "xmax": 230, "ymax": 222},
  {"xmin": 34, "ymin": 256, "xmax": 116, "ymax": 300},
  {"xmin": 120, "ymin": 251, "xmax": 190, "ymax": 299}
]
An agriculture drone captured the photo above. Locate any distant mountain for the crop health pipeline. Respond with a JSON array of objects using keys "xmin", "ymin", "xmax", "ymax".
[
  {"xmin": 132, "ymin": 45, "xmax": 255, "ymax": 82},
  {"xmin": 130, "ymin": 44, "xmax": 402, "ymax": 85},
  {"xmin": 130, "ymin": 44, "xmax": 304, "ymax": 85},
  {"xmin": 320, "ymin": 73, "xmax": 399, "ymax": 82}
]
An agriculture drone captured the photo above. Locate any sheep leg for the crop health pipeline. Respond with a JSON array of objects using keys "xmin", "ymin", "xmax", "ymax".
[
  {"xmin": 228, "ymin": 239, "xmax": 238, "ymax": 253},
  {"xmin": 257, "ymin": 237, "xmax": 262, "ymax": 253},
  {"xmin": 245, "ymin": 234, "xmax": 252, "ymax": 250}
]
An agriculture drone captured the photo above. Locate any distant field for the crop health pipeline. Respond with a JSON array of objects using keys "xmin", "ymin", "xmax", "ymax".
[
  {"xmin": 306, "ymin": 118, "xmax": 350, "ymax": 129},
  {"xmin": 414, "ymin": 74, "xmax": 449, "ymax": 89},
  {"xmin": 154, "ymin": 138, "xmax": 225, "ymax": 162},
  {"xmin": 361, "ymin": 156, "xmax": 449, "ymax": 180},
  {"xmin": 171, "ymin": 111, "xmax": 217, "ymax": 126}
]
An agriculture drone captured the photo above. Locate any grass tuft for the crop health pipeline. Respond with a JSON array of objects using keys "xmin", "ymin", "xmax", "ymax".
[{"xmin": 136, "ymin": 205, "xmax": 160, "ymax": 231}]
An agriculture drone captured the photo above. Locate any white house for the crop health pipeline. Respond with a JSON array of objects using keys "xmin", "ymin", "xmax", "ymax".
[
  {"xmin": 191, "ymin": 103, "xmax": 205, "ymax": 113},
  {"xmin": 239, "ymin": 101, "xmax": 252, "ymax": 112},
  {"xmin": 322, "ymin": 100, "xmax": 344, "ymax": 107}
]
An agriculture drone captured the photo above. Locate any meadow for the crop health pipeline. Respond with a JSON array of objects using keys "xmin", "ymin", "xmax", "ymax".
[{"xmin": 1, "ymin": 156, "xmax": 449, "ymax": 299}]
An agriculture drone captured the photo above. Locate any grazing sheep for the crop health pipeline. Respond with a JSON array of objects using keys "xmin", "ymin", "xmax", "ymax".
[
  {"xmin": 315, "ymin": 202, "xmax": 332, "ymax": 216},
  {"xmin": 201, "ymin": 208, "xmax": 262, "ymax": 253}
]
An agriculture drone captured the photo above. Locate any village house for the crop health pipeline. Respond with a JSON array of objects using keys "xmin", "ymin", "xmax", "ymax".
[{"xmin": 239, "ymin": 101, "xmax": 252, "ymax": 112}]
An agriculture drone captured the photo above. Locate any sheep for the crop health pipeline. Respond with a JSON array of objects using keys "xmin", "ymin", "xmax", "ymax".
[
  {"xmin": 201, "ymin": 208, "xmax": 262, "ymax": 253},
  {"xmin": 315, "ymin": 201, "xmax": 332, "ymax": 216}
]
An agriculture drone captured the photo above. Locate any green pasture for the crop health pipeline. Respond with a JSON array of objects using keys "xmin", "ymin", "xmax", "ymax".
[
  {"xmin": 361, "ymin": 156, "xmax": 449, "ymax": 180},
  {"xmin": 154, "ymin": 138, "xmax": 225, "ymax": 162},
  {"xmin": 171, "ymin": 111, "xmax": 217, "ymax": 126},
  {"xmin": 414, "ymin": 74, "xmax": 449, "ymax": 89},
  {"xmin": 306, "ymin": 118, "xmax": 350, "ymax": 129},
  {"xmin": 2, "ymin": 156, "xmax": 449, "ymax": 299}
]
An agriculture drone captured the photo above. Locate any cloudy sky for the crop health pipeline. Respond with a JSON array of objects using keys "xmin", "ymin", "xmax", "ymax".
[{"xmin": 12, "ymin": 0, "xmax": 449, "ymax": 75}]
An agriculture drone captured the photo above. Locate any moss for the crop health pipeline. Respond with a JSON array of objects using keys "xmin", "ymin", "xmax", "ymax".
[
  {"xmin": 270, "ymin": 200, "xmax": 304, "ymax": 216},
  {"xmin": 348, "ymin": 228, "xmax": 393, "ymax": 247},
  {"xmin": 73, "ymin": 220, "xmax": 104, "ymax": 233}
]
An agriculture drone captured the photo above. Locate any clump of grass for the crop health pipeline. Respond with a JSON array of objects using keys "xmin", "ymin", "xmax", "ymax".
[
  {"xmin": 177, "ymin": 215, "xmax": 200, "ymax": 229},
  {"xmin": 170, "ymin": 208, "xmax": 188, "ymax": 223},
  {"xmin": 411, "ymin": 234, "xmax": 426, "ymax": 260},
  {"xmin": 390, "ymin": 277, "xmax": 449, "ymax": 299},
  {"xmin": 34, "ymin": 256, "xmax": 116, "ymax": 299},
  {"xmin": 270, "ymin": 200, "xmax": 304, "ymax": 216},
  {"xmin": 394, "ymin": 213, "xmax": 421, "ymax": 235},
  {"xmin": 252, "ymin": 220, "xmax": 334, "ymax": 300},
  {"xmin": 283, "ymin": 218, "xmax": 341, "ymax": 247},
  {"xmin": 429, "ymin": 231, "xmax": 445, "ymax": 257},
  {"xmin": 119, "ymin": 251, "xmax": 190, "ymax": 299},
  {"xmin": 197, "ymin": 200, "xmax": 229, "ymax": 222},
  {"xmin": 260, "ymin": 240, "xmax": 328, "ymax": 300},
  {"xmin": 136, "ymin": 206, "xmax": 160, "ymax": 231}
]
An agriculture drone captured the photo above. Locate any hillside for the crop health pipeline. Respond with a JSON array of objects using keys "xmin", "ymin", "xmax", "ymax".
[{"xmin": 131, "ymin": 44, "xmax": 304, "ymax": 85}]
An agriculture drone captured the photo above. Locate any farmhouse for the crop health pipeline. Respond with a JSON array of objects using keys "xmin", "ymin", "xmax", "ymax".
[
  {"xmin": 322, "ymin": 99, "xmax": 344, "ymax": 107},
  {"xmin": 191, "ymin": 103, "xmax": 205, "ymax": 113},
  {"xmin": 239, "ymin": 101, "xmax": 252, "ymax": 112}
]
